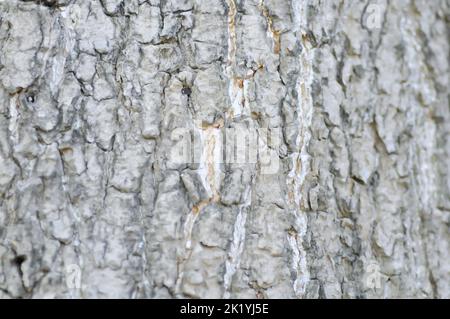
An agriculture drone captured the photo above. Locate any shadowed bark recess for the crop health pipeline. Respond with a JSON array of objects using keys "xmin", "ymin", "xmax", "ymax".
[{"xmin": 0, "ymin": 0, "xmax": 448, "ymax": 299}]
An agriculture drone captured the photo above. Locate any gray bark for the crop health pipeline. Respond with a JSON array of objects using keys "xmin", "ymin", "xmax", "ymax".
[{"xmin": 0, "ymin": 0, "xmax": 449, "ymax": 299}]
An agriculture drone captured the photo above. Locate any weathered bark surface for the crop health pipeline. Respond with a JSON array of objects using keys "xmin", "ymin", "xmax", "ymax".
[{"xmin": 0, "ymin": 0, "xmax": 448, "ymax": 299}]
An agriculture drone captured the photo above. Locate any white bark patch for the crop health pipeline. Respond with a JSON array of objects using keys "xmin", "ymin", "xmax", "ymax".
[{"xmin": 223, "ymin": 180, "xmax": 253, "ymax": 298}]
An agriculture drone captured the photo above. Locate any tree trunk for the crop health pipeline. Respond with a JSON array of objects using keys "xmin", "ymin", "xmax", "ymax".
[{"xmin": 0, "ymin": 0, "xmax": 448, "ymax": 299}]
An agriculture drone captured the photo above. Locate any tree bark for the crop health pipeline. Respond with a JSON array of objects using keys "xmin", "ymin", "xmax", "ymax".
[{"xmin": 0, "ymin": 0, "xmax": 448, "ymax": 298}]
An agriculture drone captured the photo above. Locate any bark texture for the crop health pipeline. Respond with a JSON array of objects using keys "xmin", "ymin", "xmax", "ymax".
[{"xmin": 0, "ymin": 0, "xmax": 449, "ymax": 298}]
